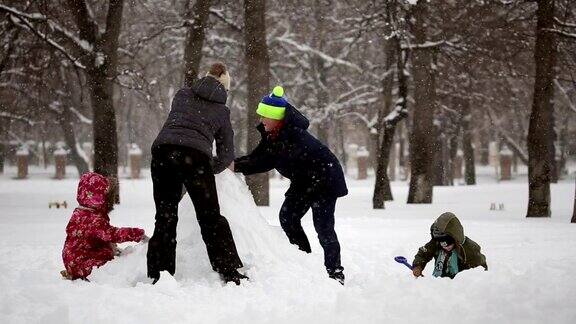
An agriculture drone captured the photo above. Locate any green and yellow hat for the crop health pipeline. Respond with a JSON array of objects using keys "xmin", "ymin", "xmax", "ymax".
[{"xmin": 256, "ymin": 86, "xmax": 287, "ymax": 120}]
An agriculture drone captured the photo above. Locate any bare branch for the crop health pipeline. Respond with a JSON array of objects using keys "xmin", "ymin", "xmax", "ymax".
[
  {"xmin": 209, "ymin": 8, "xmax": 242, "ymax": 32},
  {"xmin": 544, "ymin": 28, "xmax": 576, "ymax": 39},
  {"xmin": 486, "ymin": 106, "xmax": 529, "ymax": 164},
  {"xmin": 65, "ymin": 0, "xmax": 98, "ymax": 43},
  {"xmin": 276, "ymin": 35, "xmax": 364, "ymax": 73},
  {"xmin": 554, "ymin": 17, "xmax": 576, "ymax": 28},
  {"xmin": 0, "ymin": 111, "xmax": 35, "ymax": 125},
  {"xmin": 555, "ymin": 79, "xmax": 576, "ymax": 113},
  {"xmin": 0, "ymin": 4, "xmax": 93, "ymax": 54}
]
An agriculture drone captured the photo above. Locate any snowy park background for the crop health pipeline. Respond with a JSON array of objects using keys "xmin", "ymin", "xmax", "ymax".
[
  {"xmin": 1, "ymin": 165, "xmax": 575, "ymax": 323},
  {"xmin": 2, "ymin": 0, "xmax": 576, "ymax": 323}
]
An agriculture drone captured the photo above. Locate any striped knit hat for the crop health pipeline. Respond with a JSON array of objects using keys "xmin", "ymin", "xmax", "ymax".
[{"xmin": 256, "ymin": 86, "xmax": 287, "ymax": 120}]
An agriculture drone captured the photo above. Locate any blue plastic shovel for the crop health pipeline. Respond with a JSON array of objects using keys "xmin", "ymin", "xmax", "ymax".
[{"xmin": 394, "ymin": 256, "xmax": 413, "ymax": 270}]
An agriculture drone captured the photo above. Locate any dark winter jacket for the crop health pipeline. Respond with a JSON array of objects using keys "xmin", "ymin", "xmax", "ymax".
[
  {"xmin": 152, "ymin": 76, "xmax": 234, "ymax": 173},
  {"xmin": 412, "ymin": 212, "xmax": 488, "ymax": 278},
  {"xmin": 234, "ymin": 103, "xmax": 348, "ymax": 198}
]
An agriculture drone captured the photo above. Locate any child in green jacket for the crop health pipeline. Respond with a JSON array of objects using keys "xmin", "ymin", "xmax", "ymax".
[{"xmin": 412, "ymin": 212, "xmax": 487, "ymax": 279}]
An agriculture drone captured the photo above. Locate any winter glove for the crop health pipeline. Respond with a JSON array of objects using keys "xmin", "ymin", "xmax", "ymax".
[
  {"xmin": 412, "ymin": 266, "xmax": 424, "ymax": 278},
  {"xmin": 111, "ymin": 243, "xmax": 122, "ymax": 256}
]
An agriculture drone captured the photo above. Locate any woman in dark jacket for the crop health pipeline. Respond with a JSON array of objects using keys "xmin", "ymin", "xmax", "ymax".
[
  {"xmin": 233, "ymin": 86, "xmax": 347, "ymax": 284},
  {"xmin": 147, "ymin": 63, "xmax": 246, "ymax": 285}
]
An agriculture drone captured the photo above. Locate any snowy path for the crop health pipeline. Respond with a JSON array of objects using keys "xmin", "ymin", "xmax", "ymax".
[{"xmin": 0, "ymin": 168, "xmax": 575, "ymax": 323}]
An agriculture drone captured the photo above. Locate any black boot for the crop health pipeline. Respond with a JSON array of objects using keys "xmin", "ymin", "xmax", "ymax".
[
  {"xmin": 328, "ymin": 268, "xmax": 345, "ymax": 285},
  {"xmin": 220, "ymin": 270, "xmax": 249, "ymax": 285}
]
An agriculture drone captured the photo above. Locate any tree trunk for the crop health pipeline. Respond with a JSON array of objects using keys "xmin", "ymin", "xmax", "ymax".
[
  {"xmin": 244, "ymin": 0, "xmax": 270, "ymax": 206},
  {"xmin": 370, "ymin": 132, "xmax": 380, "ymax": 171},
  {"xmin": 460, "ymin": 98, "xmax": 476, "ymax": 185},
  {"xmin": 183, "ymin": 0, "xmax": 212, "ymax": 87},
  {"xmin": 407, "ymin": 1, "xmax": 435, "ymax": 204},
  {"xmin": 388, "ymin": 138, "xmax": 397, "ymax": 182},
  {"xmin": 479, "ymin": 128, "xmax": 489, "ymax": 165},
  {"xmin": 373, "ymin": 32, "xmax": 408, "ymax": 208},
  {"xmin": 89, "ymin": 70, "xmax": 119, "ymax": 181},
  {"xmin": 0, "ymin": 140, "xmax": 4, "ymax": 174},
  {"xmin": 373, "ymin": 126, "xmax": 395, "ymax": 208},
  {"xmin": 398, "ymin": 122, "xmax": 407, "ymax": 180},
  {"xmin": 550, "ymin": 112, "xmax": 558, "ymax": 183},
  {"xmin": 57, "ymin": 106, "xmax": 89, "ymax": 176},
  {"xmin": 433, "ymin": 116, "xmax": 451, "ymax": 186},
  {"xmin": 527, "ymin": 0, "xmax": 556, "ymax": 218},
  {"xmin": 448, "ymin": 128, "xmax": 459, "ymax": 186},
  {"xmin": 571, "ymin": 178, "xmax": 576, "ymax": 223},
  {"xmin": 311, "ymin": 0, "xmax": 330, "ymax": 147},
  {"xmin": 337, "ymin": 119, "xmax": 347, "ymax": 170},
  {"xmin": 373, "ymin": 36, "xmax": 401, "ymax": 208}
]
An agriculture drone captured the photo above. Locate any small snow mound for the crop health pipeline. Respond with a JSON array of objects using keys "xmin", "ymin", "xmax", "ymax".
[{"xmin": 154, "ymin": 271, "xmax": 179, "ymax": 290}]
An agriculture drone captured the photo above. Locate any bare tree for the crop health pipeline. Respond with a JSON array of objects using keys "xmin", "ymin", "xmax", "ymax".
[
  {"xmin": 0, "ymin": 1, "xmax": 127, "ymax": 199},
  {"xmin": 407, "ymin": 0, "xmax": 435, "ymax": 204},
  {"xmin": 527, "ymin": 0, "xmax": 557, "ymax": 218},
  {"xmin": 243, "ymin": 0, "xmax": 271, "ymax": 205},
  {"xmin": 373, "ymin": 9, "xmax": 409, "ymax": 208},
  {"xmin": 183, "ymin": 0, "xmax": 213, "ymax": 87},
  {"xmin": 459, "ymin": 96, "xmax": 476, "ymax": 185}
]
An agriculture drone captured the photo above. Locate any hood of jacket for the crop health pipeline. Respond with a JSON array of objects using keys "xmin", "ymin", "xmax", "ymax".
[
  {"xmin": 76, "ymin": 172, "xmax": 110, "ymax": 212},
  {"xmin": 430, "ymin": 212, "xmax": 465, "ymax": 245},
  {"xmin": 283, "ymin": 103, "xmax": 310, "ymax": 130},
  {"xmin": 191, "ymin": 76, "xmax": 227, "ymax": 104}
]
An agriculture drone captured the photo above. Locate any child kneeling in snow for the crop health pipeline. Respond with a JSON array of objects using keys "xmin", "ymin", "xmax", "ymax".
[
  {"xmin": 412, "ymin": 212, "xmax": 487, "ymax": 279},
  {"xmin": 61, "ymin": 172, "xmax": 146, "ymax": 280}
]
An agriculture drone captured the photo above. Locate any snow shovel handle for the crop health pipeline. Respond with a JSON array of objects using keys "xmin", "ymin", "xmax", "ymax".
[{"xmin": 394, "ymin": 256, "xmax": 413, "ymax": 270}]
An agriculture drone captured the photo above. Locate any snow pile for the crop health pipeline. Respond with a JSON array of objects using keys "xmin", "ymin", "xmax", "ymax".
[{"xmin": 90, "ymin": 170, "xmax": 324, "ymax": 286}]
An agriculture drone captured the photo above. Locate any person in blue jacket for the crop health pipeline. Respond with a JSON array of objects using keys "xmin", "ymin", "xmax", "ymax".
[{"xmin": 232, "ymin": 86, "xmax": 347, "ymax": 284}]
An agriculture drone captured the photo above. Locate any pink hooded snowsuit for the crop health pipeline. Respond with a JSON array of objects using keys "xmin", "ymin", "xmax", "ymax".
[{"xmin": 62, "ymin": 172, "xmax": 144, "ymax": 279}]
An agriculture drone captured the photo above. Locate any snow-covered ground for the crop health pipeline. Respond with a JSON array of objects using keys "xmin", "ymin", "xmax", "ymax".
[{"xmin": 1, "ymin": 165, "xmax": 575, "ymax": 324}]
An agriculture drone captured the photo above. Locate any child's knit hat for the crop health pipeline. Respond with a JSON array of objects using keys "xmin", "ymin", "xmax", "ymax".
[{"xmin": 257, "ymin": 86, "xmax": 287, "ymax": 120}]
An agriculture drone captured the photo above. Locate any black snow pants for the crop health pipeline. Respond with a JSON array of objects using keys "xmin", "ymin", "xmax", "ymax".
[
  {"xmin": 147, "ymin": 145, "xmax": 243, "ymax": 279},
  {"xmin": 279, "ymin": 194, "xmax": 343, "ymax": 273}
]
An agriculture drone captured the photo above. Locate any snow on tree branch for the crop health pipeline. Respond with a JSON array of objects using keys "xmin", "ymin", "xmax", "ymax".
[
  {"xmin": 486, "ymin": 106, "xmax": 528, "ymax": 164},
  {"xmin": 543, "ymin": 28, "xmax": 576, "ymax": 40},
  {"xmin": 70, "ymin": 108, "xmax": 93, "ymax": 125},
  {"xmin": 5, "ymin": 13, "xmax": 86, "ymax": 69},
  {"xmin": 276, "ymin": 35, "xmax": 364, "ymax": 73},
  {"xmin": 383, "ymin": 98, "xmax": 409, "ymax": 129},
  {"xmin": 209, "ymin": 8, "xmax": 242, "ymax": 32},
  {"xmin": 336, "ymin": 111, "xmax": 377, "ymax": 128},
  {"xmin": 0, "ymin": 112, "xmax": 35, "ymax": 125},
  {"xmin": 554, "ymin": 17, "xmax": 576, "ymax": 29},
  {"xmin": 401, "ymin": 39, "xmax": 464, "ymax": 50},
  {"xmin": 555, "ymin": 79, "xmax": 576, "ymax": 114},
  {"xmin": 0, "ymin": 4, "xmax": 94, "ymax": 54}
]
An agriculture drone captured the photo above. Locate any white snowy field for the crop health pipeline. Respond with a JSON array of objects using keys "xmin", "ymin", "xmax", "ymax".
[{"xmin": 1, "ymin": 166, "xmax": 575, "ymax": 324}]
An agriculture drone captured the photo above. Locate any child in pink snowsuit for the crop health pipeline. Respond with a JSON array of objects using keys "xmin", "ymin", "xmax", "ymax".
[{"xmin": 62, "ymin": 172, "xmax": 145, "ymax": 280}]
